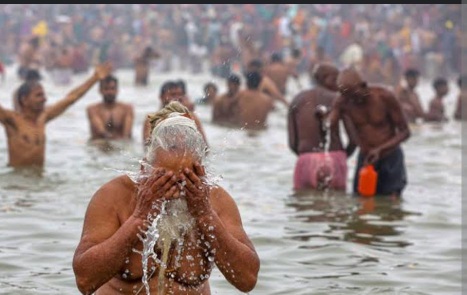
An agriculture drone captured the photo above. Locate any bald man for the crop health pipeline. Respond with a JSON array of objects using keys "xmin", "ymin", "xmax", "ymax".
[
  {"xmin": 288, "ymin": 63, "xmax": 353, "ymax": 191},
  {"xmin": 329, "ymin": 67, "xmax": 410, "ymax": 197}
]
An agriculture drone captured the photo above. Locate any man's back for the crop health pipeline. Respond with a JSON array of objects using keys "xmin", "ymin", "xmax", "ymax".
[
  {"xmin": 237, "ymin": 89, "xmax": 272, "ymax": 130},
  {"xmin": 289, "ymin": 88, "xmax": 337, "ymax": 154},
  {"xmin": 264, "ymin": 63, "xmax": 290, "ymax": 94}
]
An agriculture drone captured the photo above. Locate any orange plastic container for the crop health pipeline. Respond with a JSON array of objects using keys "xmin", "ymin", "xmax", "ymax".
[{"xmin": 358, "ymin": 165, "xmax": 378, "ymax": 197}]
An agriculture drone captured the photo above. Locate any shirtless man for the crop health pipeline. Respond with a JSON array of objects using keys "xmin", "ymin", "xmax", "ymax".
[
  {"xmin": 0, "ymin": 62, "xmax": 112, "ymax": 168},
  {"xmin": 330, "ymin": 68, "xmax": 411, "ymax": 197},
  {"xmin": 454, "ymin": 75, "xmax": 466, "ymax": 121},
  {"xmin": 236, "ymin": 71, "xmax": 273, "ymax": 130},
  {"xmin": 425, "ymin": 78, "xmax": 449, "ymax": 122},
  {"xmin": 247, "ymin": 59, "xmax": 289, "ymax": 107},
  {"xmin": 142, "ymin": 81, "xmax": 208, "ymax": 148},
  {"xmin": 264, "ymin": 52, "xmax": 300, "ymax": 96},
  {"xmin": 87, "ymin": 75, "xmax": 134, "ymax": 141},
  {"xmin": 134, "ymin": 46, "xmax": 160, "ymax": 86},
  {"xmin": 73, "ymin": 102, "xmax": 259, "ymax": 295},
  {"xmin": 288, "ymin": 63, "xmax": 352, "ymax": 191},
  {"xmin": 396, "ymin": 69, "xmax": 425, "ymax": 123},
  {"xmin": 175, "ymin": 80, "xmax": 195, "ymax": 112},
  {"xmin": 18, "ymin": 36, "xmax": 41, "ymax": 80},
  {"xmin": 212, "ymin": 74, "xmax": 241, "ymax": 126},
  {"xmin": 286, "ymin": 48, "xmax": 303, "ymax": 76},
  {"xmin": 195, "ymin": 82, "xmax": 218, "ymax": 105}
]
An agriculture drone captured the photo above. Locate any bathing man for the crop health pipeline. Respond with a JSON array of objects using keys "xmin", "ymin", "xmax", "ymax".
[
  {"xmin": 288, "ymin": 63, "xmax": 353, "ymax": 191},
  {"xmin": 73, "ymin": 101, "xmax": 260, "ymax": 295},
  {"xmin": 330, "ymin": 67, "xmax": 410, "ymax": 197}
]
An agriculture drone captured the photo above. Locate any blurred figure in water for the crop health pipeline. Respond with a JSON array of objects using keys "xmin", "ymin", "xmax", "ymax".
[
  {"xmin": 425, "ymin": 77, "xmax": 449, "ymax": 122},
  {"xmin": 175, "ymin": 79, "xmax": 195, "ymax": 112},
  {"xmin": 235, "ymin": 71, "xmax": 273, "ymax": 131},
  {"xmin": 264, "ymin": 52, "xmax": 301, "ymax": 96},
  {"xmin": 396, "ymin": 69, "xmax": 426, "ymax": 123},
  {"xmin": 142, "ymin": 81, "xmax": 208, "ymax": 149},
  {"xmin": 247, "ymin": 59, "xmax": 289, "ymax": 107},
  {"xmin": 288, "ymin": 63, "xmax": 352, "ymax": 191},
  {"xmin": 17, "ymin": 36, "xmax": 41, "ymax": 80},
  {"xmin": 212, "ymin": 74, "xmax": 241, "ymax": 126},
  {"xmin": 454, "ymin": 74, "xmax": 466, "ymax": 121},
  {"xmin": 196, "ymin": 82, "xmax": 218, "ymax": 105},
  {"xmin": 134, "ymin": 46, "xmax": 160, "ymax": 86},
  {"xmin": 73, "ymin": 101, "xmax": 259, "ymax": 295},
  {"xmin": 86, "ymin": 75, "xmax": 134, "ymax": 141},
  {"xmin": 51, "ymin": 46, "xmax": 74, "ymax": 86}
]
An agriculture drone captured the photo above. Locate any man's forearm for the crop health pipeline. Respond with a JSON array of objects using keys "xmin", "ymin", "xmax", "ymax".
[
  {"xmin": 196, "ymin": 212, "xmax": 259, "ymax": 293},
  {"xmin": 377, "ymin": 130, "xmax": 410, "ymax": 156},
  {"xmin": 73, "ymin": 216, "xmax": 145, "ymax": 294}
]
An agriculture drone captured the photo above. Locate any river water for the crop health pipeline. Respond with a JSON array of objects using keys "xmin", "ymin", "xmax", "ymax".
[{"xmin": 0, "ymin": 64, "xmax": 461, "ymax": 294}]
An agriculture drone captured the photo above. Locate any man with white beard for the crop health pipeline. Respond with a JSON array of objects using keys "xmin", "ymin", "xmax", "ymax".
[{"xmin": 73, "ymin": 101, "xmax": 259, "ymax": 295}]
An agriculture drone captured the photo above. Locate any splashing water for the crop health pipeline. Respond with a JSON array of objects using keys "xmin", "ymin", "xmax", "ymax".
[
  {"xmin": 317, "ymin": 117, "xmax": 333, "ymax": 191},
  {"xmin": 134, "ymin": 196, "xmax": 196, "ymax": 295}
]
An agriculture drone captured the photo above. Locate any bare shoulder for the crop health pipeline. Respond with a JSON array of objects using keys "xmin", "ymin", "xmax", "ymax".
[
  {"xmin": 86, "ymin": 103, "xmax": 100, "ymax": 112},
  {"xmin": 209, "ymin": 185, "xmax": 239, "ymax": 216},
  {"xmin": 291, "ymin": 89, "xmax": 315, "ymax": 107},
  {"xmin": 371, "ymin": 85, "xmax": 397, "ymax": 103},
  {"xmin": 91, "ymin": 175, "xmax": 135, "ymax": 207},
  {"xmin": 119, "ymin": 102, "xmax": 134, "ymax": 113}
]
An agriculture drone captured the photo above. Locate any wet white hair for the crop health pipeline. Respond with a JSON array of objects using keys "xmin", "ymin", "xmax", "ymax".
[{"xmin": 145, "ymin": 103, "xmax": 207, "ymax": 164}]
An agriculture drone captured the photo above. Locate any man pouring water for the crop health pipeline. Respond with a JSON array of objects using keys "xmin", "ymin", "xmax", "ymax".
[{"xmin": 73, "ymin": 101, "xmax": 260, "ymax": 294}]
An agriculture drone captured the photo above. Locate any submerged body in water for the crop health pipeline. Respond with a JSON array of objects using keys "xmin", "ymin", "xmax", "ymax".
[{"xmin": 73, "ymin": 101, "xmax": 259, "ymax": 294}]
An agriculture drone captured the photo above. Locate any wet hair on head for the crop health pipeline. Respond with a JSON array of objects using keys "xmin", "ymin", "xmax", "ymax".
[
  {"xmin": 175, "ymin": 79, "xmax": 187, "ymax": 94},
  {"xmin": 145, "ymin": 101, "xmax": 207, "ymax": 163},
  {"xmin": 433, "ymin": 77, "xmax": 447, "ymax": 90},
  {"xmin": 291, "ymin": 48, "xmax": 301, "ymax": 58},
  {"xmin": 245, "ymin": 71, "xmax": 262, "ymax": 89},
  {"xmin": 204, "ymin": 82, "xmax": 217, "ymax": 92},
  {"xmin": 160, "ymin": 81, "xmax": 177, "ymax": 97},
  {"xmin": 404, "ymin": 68, "xmax": 420, "ymax": 78},
  {"xmin": 271, "ymin": 52, "xmax": 283, "ymax": 62},
  {"xmin": 99, "ymin": 75, "xmax": 118, "ymax": 88},
  {"xmin": 248, "ymin": 59, "xmax": 263, "ymax": 69},
  {"xmin": 227, "ymin": 73, "xmax": 241, "ymax": 85},
  {"xmin": 25, "ymin": 69, "xmax": 42, "ymax": 81},
  {"xmin": 17, "ymin": 80, "xmax": 41, "ymax": 107}
]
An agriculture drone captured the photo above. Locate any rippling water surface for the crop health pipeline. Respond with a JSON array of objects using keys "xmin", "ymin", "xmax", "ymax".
[{"xmin": 0, "ymin": 65, "xmax": 461, "ymax": 294}]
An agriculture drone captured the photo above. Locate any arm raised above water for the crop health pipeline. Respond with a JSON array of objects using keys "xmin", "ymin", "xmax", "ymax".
[
  {"xmin": 45, "ymin": 62, "xmax": 112, "ymax": 123},
  {"xmin": 0, "ymin": 103, "xmax": 14, "ymax": 125}
]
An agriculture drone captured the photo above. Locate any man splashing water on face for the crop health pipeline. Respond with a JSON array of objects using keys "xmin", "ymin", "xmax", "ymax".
[{"xmin": 73, "ymin": 101, "xmax": 259, "ymax": 295}]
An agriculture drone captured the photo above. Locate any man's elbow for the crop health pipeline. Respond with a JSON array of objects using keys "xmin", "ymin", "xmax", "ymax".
[
  {"xmin": 236, "ymin": 262, "xmax": 260, "ymax": 293},
  {"xmin": 75, "ymin": 276, "xmax": 95, "ymax": 295},
  {"xmin": 73, "ymin": 260, "xmax": 97, "ymax": 295}
]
